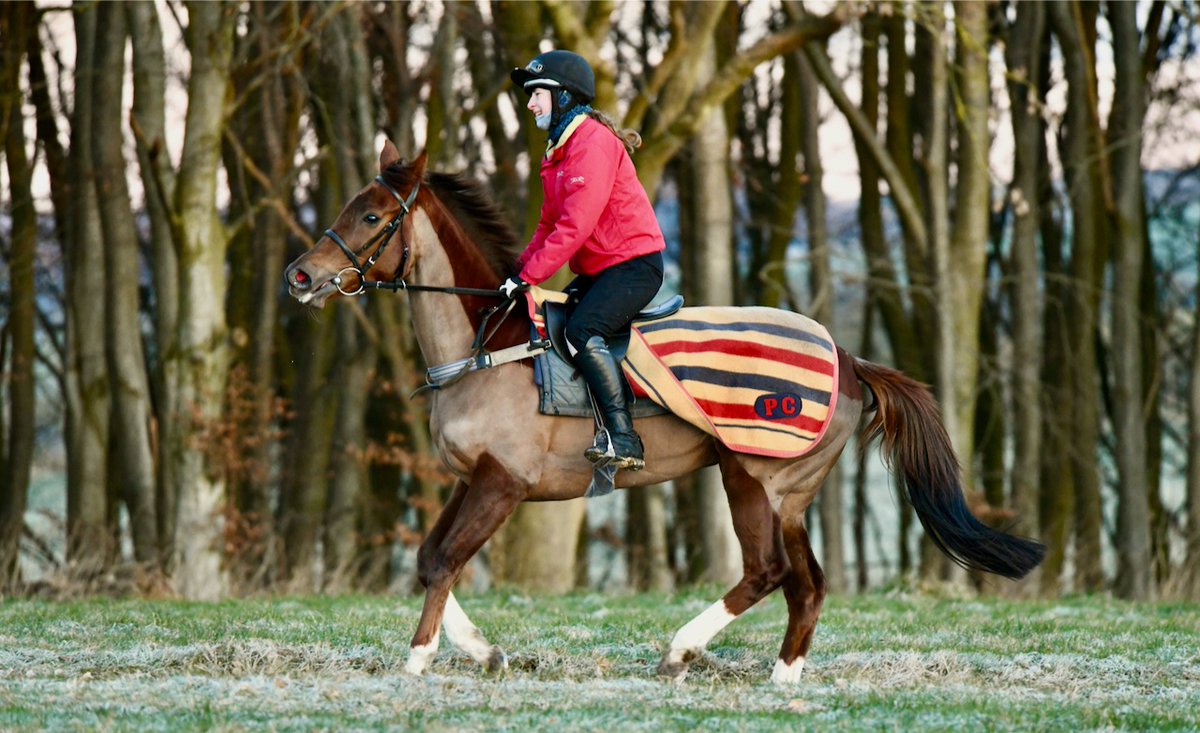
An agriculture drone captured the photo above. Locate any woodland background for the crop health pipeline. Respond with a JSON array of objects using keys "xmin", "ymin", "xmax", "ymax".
[{"xmin": 1, "ymin": 0, "xmax": 1199, "ymax": 603}]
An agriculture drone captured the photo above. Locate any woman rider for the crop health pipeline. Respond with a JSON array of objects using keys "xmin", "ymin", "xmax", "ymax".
[{"xmin": 501, "ymin": 50, "xmax": 666, "ymax": 472}]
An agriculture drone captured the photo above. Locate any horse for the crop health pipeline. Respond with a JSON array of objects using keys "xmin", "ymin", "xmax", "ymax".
[{"xmin": 283, "ymin": 141, "xmax": 1045, "ymax": 686}]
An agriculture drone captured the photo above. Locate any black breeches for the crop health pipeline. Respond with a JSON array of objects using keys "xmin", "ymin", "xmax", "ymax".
[{"xmin": 564, "ymin": 251, "xmax": 664, "ymax": 352}]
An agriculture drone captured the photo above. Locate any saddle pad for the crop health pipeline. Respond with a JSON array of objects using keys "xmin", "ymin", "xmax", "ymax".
[
  {"xmin": 534, "ymin": 349, "xmax": 670, "ymax": 419},
  {"xmin": 623, "ymin": 306, "xmax": 839, "ymax": 458}
]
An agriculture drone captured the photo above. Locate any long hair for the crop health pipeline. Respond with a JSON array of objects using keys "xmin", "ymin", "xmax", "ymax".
[{"xmin": 587, "ymin": 109, "xmax": 642, "ymax": 156}]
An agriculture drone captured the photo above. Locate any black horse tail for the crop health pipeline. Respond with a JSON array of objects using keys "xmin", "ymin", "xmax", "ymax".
[{"xmin": 851, "ymin": 356, "xmax": 1045, "ymax": 580}]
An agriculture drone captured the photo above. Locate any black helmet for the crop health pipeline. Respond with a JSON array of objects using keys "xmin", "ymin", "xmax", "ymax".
[{"xmin": 510, "ymin": 50, "xmax": 595, "ymax": 104}]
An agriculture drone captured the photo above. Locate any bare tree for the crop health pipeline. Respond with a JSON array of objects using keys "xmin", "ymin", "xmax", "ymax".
[
  {"xmin": 0, "ymin": 0, "xmax": 37, "ymax": 588},
  {"xmin": 1004, "ymin": 0, "xmax": 1046, "ymax": 545},
  {"xmin": 795, "ymin": 47, "xmax": 844, "ymax": 592},
  {"xmin": 1050, "ymin": 0, "xmax": 1107, "ymax": 593},
  {"xmin": 170, "ymin": 1, "xmax": 237, "ymax": 600},
  {"xmin": 62, "ymin": 3, "xmax": 113, "ymax": 570},
  {"xmin": 1188, "ymin": 230, "xmax": 1200, "ymax": 598},
  {"xmin": 1107, "ymin": 0, "xmax": 1153, "ymax": 600},
  {"xmin": 686, "ymin": 41, "xmax": 742, "ymax": 587},
  {"xmin": 92, "ymin": 3, "xmax": 160, "ymax": 566},
  {"xmin": 127, "ymin": 0, "xmax": 180, "ymax": 558}
]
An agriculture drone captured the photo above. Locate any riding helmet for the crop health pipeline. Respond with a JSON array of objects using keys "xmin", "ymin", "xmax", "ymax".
[{"xmin": 510, "ymin": 50, "xmax": 595, "ymax": 104}]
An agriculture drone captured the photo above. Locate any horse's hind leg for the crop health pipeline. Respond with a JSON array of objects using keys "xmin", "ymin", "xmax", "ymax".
[
  {"xmin": 658, "ymin": 450, "xmax": 789, "ymax": 683},
  {"xmin": 407, "ymin": 455, "xmax": 526, "ymax": 675},
  {"xmin": 773, "ymin": 492, "xmax": 826, "ymax": 685}
]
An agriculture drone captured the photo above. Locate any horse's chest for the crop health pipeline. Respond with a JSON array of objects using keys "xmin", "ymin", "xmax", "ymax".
[{"xmin": 428, "ymin": 393, "xmax": 514, "ymax": 477}]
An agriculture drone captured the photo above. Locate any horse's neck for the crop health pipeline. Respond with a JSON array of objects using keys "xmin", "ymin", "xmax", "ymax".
[{"xmin": 407, "ymin": 211, "xmax": 494, "ymax": 366}]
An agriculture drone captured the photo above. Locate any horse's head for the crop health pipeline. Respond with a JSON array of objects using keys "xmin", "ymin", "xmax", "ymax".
[{"xmin": 285, "ymin": 141, "xmax": 426, "ymax": 308}]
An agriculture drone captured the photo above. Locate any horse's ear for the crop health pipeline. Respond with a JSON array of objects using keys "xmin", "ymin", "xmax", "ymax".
[
  {"xmin": 379, "ymin": 140, "xmax": 402, "ymax": 172},
  {"xmin": 411, "ymin": 149, "xmax": 428, "ymax": 179}
]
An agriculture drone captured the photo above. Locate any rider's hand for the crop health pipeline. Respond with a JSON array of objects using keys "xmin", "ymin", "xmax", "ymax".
[{"xmin": 499, "ymin": 276, "xmax": 528, "ymax": 298}]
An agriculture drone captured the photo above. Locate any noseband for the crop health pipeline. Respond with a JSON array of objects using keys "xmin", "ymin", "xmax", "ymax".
[{"xmin": 324, "ymin": 175, "xmax": 419, "ymax": 296}]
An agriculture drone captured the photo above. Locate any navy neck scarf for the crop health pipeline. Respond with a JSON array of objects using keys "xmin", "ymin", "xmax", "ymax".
[{"xmin": 549, "ymin": 103, "xmax": 593, "ymax": 147}]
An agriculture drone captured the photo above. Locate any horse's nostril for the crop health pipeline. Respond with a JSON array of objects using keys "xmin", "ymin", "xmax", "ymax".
[{"xmin": 293, "ymin": 269, "xmax": 310, "ymax": 287}]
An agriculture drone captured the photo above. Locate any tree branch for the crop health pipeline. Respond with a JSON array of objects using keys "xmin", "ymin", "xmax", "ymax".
[
  {"xmin": 624, "ymin": 3, "xmax": 689, "ymax": 130},
  {"xmin": 637, "ymin": 7, "xmax": 843, "ymax": 196},
  {"xmin": 785, "ymin": 3, "xmax": 929, "ymax": 246}
]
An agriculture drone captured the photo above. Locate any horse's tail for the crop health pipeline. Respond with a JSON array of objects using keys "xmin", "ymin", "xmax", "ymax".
[{"xmin": 851, "ymin": 356, "xmax": 1045, "ymax": 580}]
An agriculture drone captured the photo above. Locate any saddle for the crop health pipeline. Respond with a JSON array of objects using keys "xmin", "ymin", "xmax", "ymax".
[{"xmin": 534, "ymin": 293, "xmax": 683, "ymax": 419}]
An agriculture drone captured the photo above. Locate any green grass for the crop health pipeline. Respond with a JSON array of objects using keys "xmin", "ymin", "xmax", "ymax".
[{"xmin": 1, "ymin": 591, "xmax": 1198, "ymax": 731}]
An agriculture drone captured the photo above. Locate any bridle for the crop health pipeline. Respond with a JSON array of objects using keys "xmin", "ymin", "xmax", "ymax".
[
  {"xmin": 323, "ymin": 174, "xmax": 506, "ymax": 299},
  {"xmin": 320, "ymin": 173, "xmax": 529, "ymax": 394}
]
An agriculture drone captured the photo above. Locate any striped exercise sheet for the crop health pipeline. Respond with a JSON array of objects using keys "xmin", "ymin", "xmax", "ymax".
[{"xmin": 623, "ymin": 306, "xmax": 839, "ymax": 458}]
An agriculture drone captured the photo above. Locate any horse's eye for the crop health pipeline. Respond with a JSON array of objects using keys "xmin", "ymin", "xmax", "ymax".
[{"xmin": 364, "ymin": 214, "xmax": 381, "ymax": 225}]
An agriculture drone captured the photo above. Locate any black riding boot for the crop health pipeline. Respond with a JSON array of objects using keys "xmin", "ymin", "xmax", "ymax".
[{"xmin": 574, "ymin": 336, "xmax": 645, "ymax": 471}]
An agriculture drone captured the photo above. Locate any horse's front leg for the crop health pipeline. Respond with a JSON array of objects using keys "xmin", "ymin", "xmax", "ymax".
[{"xmin": 407, "ymin": 455, "xmax": 527, "ymax": 675}]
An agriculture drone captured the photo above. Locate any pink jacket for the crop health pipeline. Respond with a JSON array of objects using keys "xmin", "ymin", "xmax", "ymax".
[{"xmin": 516, "ymin": 116, "xmax": 666, "ymax": 284}]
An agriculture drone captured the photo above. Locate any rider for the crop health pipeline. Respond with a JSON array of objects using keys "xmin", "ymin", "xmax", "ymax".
[{"xmin": 502, "ymin": 50, "xmax": 666, "ymax": 472}]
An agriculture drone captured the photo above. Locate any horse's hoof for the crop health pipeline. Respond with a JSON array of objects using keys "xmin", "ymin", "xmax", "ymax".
[
  {"xmin": 770, "ymin": 657, "xmax": 806, "ymax": 686},
  {"xmin": 404, "ymin": 641, "xmax": 437, "ymax": 675},
  {"xmin": 656, "ymin": 648, "xmax": 697, "ymax": 684},
  {"xmin": 485, "ymin": 645, "xmax": 508, "ymax": 674},
  {"xmin": 403, "ymin": 657, "xmax": 427, "ymax": 676}
]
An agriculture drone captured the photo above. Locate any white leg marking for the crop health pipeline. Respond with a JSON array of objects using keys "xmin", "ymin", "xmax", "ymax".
[
  {"xmin": 404, "ymin": 631, "xmax": 440, "ymax": 675},
  {"xmin": 442, "ymin": 592, "xmax": 494, "ymax": 666},
  {"xmin": 771, "ymin": 656, "xmax": 806, "ymax": 686},
  {"xmin": 664, "ymin": 600, "xmax": 739, "ymax": 666}
]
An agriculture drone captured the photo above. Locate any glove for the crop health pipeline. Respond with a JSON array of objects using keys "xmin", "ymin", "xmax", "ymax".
[{"xmin": 499, "ymin": 276, "xmax": 528, "ymax": 298}]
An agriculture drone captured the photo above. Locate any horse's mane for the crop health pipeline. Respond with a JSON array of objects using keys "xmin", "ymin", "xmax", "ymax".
[{"xmin": 381, "ymin": 162, "xmax": 523, "ymax": 279}]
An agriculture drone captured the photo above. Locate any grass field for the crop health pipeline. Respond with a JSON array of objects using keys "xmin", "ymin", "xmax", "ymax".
[{"xmin": 1, "ymin": 589, "xmax": 1198, "ymax": 732}]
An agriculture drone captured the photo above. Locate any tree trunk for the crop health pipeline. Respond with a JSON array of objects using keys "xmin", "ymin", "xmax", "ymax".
[
  {"xmin": 62, "ymin": 4, "xmax": 112, "ymax": 569},
  {"xmin": 1037, "ymin": 169, "xmax": 1073, "ymax": 597},
  {"xmin": 688, "ymin": 43, "xmax": 741, "ymax": 587},
  {"xmin": 795, "ymin": 48, "xmax": 844, "ymax": 593},
  {"xmin": 915, "ymin": 2, "xmax": 952, "ymax": 581},
  {"xmin": 975, "ymin": 292, "xmax": 1006, "ymax": 511},
  {"xmin": 275, "ymin": 5, "xmax": 371, "ymax": 592},
  {"xmin": 1187, "ymin": 228, "xmax": 1200, "ymax": 598},
  {"xmin": 497, "ymin": 500, "xmax": 589, "ymax": 593},
  {"xmin": 1140, "ymin": 244, "xmax": 1168, "ymax": 586},
  {"xmin": 892, "ymin": 10, "xmax": 938, "ymax": 378},
  {"xmin": 279, "ymin": 314, "xmax": 337, "ymax": 591},
  {"xmin": 171, "ymin": 1, "xmax": 236, "ymax": 601},
  {"xmin": 851, "ymin": 9, "xmax": 903, "ymax": 587},
  {"xmin": 945, "ymin": 0, "xmax": 991, "ymax": 511},
  {"xmin": 1005, "ymin": 0, "xmax": 1046, "ymax": 542},
  {"xmin": 757, "ymin": 49, "xmax": 803, "ymax": 311},
  {"xmin": 0, "ymin": 0, "xmax": 37, "ymax": 587},
  {"xmin": 1107, "ymin": 0, "xmax": 1152, "ymax": 600},
  {"xmin": 92, "ymin": 3, "xmax": 160, "ymax": 566},
  {"xmin": 854, "ymin": 299, "xmax": 875, "ymax": 590},
  {"xmin": 219, "ymin": 2, "xmax": 305, "ymax": 590},
  {"xmin": 324, "ymin": 311, "xmax": 378, "ymax": 592},
  {"xmin": 850, "ymin": 11, "xmax": 921, "ymax": 379},
  {"xmin": 1050, "ymin": 0, "xmax": 1106, "ymax": 593},
  {"xmin": 126, "ymin": 0, "xmax": 180, "ymax": 560},
  {"xmin": 425, "ymin": 6, "xmax": 459, "ymax": 166}
]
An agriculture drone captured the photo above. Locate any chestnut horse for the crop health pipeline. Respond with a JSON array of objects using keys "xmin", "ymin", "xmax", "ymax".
[{"xmin": 284, "ymin": 142, "xmax": 1044, "ymax": 685}]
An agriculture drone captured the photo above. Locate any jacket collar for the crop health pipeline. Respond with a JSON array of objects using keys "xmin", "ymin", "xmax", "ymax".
[{"xmin": 544, "ymin": 114, "xmax": 589, "ymax": 160}]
